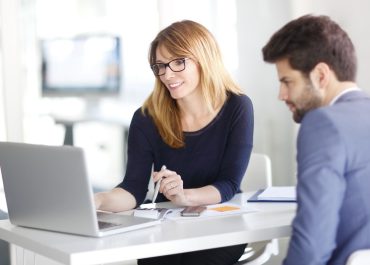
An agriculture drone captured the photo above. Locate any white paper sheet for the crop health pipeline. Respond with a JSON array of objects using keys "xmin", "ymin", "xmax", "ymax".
[{"xmin": 257, "ymin": 186, "xmax": 296, "ymax": 201}]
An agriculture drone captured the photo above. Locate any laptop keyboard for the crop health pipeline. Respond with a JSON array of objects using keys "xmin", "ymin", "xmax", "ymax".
[
  {"xmin": 97, "ymin": 212, "xmax": 127, "ymax": 230},
  {"xmin": 98, "ymin": 220, "xmax": 119, "ymax": 230}
]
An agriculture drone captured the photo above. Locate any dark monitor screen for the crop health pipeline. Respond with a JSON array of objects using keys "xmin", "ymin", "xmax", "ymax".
[{"xmin": 41, "ymin": 35, "xmax": 121, "ymax": 97}]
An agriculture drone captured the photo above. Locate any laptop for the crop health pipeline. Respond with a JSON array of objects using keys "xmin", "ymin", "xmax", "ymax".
[{"xmin": 0, "ymin": 141, "xmax": 160, "ymax": 237}]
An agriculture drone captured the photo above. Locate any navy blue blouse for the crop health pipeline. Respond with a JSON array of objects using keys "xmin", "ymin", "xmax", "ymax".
[{"xmin": 118, "ymin": 93, "xmax": 254, "ymax": 205}]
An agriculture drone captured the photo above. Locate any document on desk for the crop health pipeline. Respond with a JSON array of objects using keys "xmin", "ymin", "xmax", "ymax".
[
  {"xmin": 248, "ymin": 186, "xmax": 297, "ymax": 202},
  {"xmin": 165, "ymin": 203, "xmax": 257, "ymax": 220}
]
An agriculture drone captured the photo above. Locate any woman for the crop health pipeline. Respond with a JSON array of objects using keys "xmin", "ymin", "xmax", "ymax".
[{"xmin": 95, "ymin": 20, "xmax": 254, "ymax": 265}]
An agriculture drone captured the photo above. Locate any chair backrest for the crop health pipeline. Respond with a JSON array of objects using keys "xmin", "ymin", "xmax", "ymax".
[
  {"xmin": 346, "ymin": 249, "xmax": 370, "ymax": 265},
  {"xmin": 237, "ymin": 153, "xmax": 277, "ymax": 265},
  {"xmin": 241, "ymin": 153, "xmax": 272, "ymax": 192}
]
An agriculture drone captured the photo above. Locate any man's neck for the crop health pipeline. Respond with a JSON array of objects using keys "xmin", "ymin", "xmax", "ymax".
[{"xmin": 324, "ymin": 81, "xmax": 357, "ymax": 105}]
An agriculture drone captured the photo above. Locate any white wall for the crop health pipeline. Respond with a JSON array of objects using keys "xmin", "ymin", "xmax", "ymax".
[
  {"xmin": 0, "ymin": 0, "xmax": 24, "ymax": 142},
  {"xmin": 235, "ymin": 0, "xmax": 297, "ymax": 185},
  {"xmin": 292, "ymin": 0, "xmax": 370, "ymax": 94}
]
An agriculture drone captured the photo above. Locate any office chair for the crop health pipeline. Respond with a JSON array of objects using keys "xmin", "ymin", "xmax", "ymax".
[
  {"xmin": 234, "ymin": 153, "xmax": 279, "ymax": 265},
  {"xmin": 346, "ymin": 249, "xmax": 370, "ymax": 265}
]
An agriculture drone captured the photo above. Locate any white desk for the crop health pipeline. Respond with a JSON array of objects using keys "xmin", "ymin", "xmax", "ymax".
[
  {"xmin": 50, "ymin": 103, "xmax": 138, "ymax": 169},
  {"xmin": 0, "ymin": 193, "xmax": 296, "ymax": 265},
  {"xmin": 50, "ymin": 102, "xmax": 138, "ymax": 146}
]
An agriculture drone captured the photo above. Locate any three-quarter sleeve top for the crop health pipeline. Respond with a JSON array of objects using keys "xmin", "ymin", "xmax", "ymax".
[{"xmin": 117, "ymin": 93, "xmax": 254, "ymax": 205}]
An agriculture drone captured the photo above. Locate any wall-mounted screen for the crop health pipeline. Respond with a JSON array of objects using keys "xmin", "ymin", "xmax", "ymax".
[{"xmin": 41, "ymin": 35, "xmax": 121, "ymax": 97}]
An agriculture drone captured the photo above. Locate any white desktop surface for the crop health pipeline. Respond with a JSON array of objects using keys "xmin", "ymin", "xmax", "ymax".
[{"xmin": 0, "ymin": 193, "xmax": 296, "ymax": 265}]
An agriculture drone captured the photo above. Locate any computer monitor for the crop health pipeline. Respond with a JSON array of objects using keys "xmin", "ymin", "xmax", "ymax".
[{"xmin": 41, "ymin": 35, "xmax": 121, "ymax": 98}]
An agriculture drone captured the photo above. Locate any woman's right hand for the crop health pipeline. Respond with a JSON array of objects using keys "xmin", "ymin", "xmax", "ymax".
[
  {"xmin": 94, "ymin": 193, "xmax": 103, "ymax": 210},
  {"xmin": 153, "ymin": 168, "xmax": 187, "ymax": 205}
]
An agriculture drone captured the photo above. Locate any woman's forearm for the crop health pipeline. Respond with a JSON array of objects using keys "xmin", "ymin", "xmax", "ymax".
[{"xmin": 95, "ymin": 188, "xmax": 136, "ymax": 212}]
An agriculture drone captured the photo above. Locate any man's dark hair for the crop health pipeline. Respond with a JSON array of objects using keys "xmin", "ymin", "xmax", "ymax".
[{"xmin": 262, "ymin": 14, "xmax": 357, "ymax": 81}]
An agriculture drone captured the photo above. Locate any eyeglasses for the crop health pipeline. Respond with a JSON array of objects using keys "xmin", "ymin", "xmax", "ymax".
[{"xmin": 151, "ymin": 58, "xmax": 190, "ymax": 76}]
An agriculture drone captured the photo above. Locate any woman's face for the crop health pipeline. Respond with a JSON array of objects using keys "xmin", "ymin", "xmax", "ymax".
[{"xmin": 155, "ymin": 46, "xmax": 201, "ymax": 101}]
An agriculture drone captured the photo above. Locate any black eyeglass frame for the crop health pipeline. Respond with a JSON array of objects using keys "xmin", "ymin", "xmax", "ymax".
[{"xmin": 150, "ymin": 58, "xmax": 190, "ymax": 76}]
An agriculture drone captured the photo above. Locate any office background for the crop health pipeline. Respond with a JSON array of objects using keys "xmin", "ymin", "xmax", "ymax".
[{"xmin": 1, "ymin": 0, "xmax": 370, "ymax": 264}]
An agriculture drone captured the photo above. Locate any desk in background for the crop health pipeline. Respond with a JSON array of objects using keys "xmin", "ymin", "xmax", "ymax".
[
  {"xmin": 50, "ymin": 102, "xmax": 139, "ymax": 171},
  {"xmin": 52, "ymin": 111, "xmax": 133, "ymax": 146},
  {"xmin": 0, "ymin": 193, "xmax": 296, "ymax": 265}
]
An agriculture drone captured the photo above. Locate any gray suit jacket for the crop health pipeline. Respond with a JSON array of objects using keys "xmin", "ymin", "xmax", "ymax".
[{"xmin": 284, "ymin": 91, "xmax": 370, "ymax": 265}]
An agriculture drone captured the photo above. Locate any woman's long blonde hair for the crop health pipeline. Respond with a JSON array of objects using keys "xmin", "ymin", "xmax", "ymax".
[{"xmin": 143, "ymin": 20, "xmax": 242, "ymax": 148}]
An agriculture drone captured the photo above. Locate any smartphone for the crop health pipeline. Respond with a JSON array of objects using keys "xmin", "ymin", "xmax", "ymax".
[{"xmin": 181, "ymin": 206, "xmax": 207, "ymax": 217}]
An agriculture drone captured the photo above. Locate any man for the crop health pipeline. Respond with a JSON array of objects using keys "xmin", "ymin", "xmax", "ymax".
[{"xmin": 262, "ymin": 15, "xmax": 370, "ymax": 265}]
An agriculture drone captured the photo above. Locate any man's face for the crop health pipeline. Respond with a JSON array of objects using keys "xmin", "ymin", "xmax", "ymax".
[{"xmin": 275, "ymin": 59, "xmax": 323, "ymax": 123}]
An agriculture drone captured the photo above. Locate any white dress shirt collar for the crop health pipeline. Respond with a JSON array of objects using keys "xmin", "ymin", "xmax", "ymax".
[{"xmin": 329, "ymin": 87, "xmax": 361, "ymax": 105}]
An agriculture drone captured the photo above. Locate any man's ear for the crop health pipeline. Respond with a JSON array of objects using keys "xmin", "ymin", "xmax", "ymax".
[{"xmin": 309, "ymin": 62, "xmax": 331, "ymax": 90}]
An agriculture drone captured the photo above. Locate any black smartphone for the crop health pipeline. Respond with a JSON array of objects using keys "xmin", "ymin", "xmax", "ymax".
[{"xmin": 181, "ymin": 206, "xmax": 207, "ymax": 217}]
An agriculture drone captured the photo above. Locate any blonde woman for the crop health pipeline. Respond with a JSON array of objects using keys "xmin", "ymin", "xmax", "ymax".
[{"xmin": 95, "ymin": 20, "xmax": 254, "ymax": 265}]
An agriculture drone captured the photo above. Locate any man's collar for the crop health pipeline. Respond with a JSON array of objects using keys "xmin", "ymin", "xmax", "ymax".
[{"xmin": 329, "ymin": 87, "xmax": 361, "ymax": 105}]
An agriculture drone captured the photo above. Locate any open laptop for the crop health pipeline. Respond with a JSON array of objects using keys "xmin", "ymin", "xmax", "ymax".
[{"xmin": 0, "ymin": 141, "xmax": 160, "ymax": 237}]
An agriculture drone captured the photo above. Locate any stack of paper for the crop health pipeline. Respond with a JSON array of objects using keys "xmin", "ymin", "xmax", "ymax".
[
  {"xmin": 258, "ymin": 186, "xmax": 296, "ymax": 200},
  {"xmin": 247, "ymin": 186, "xmax": 297, "ymax": 202}
]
